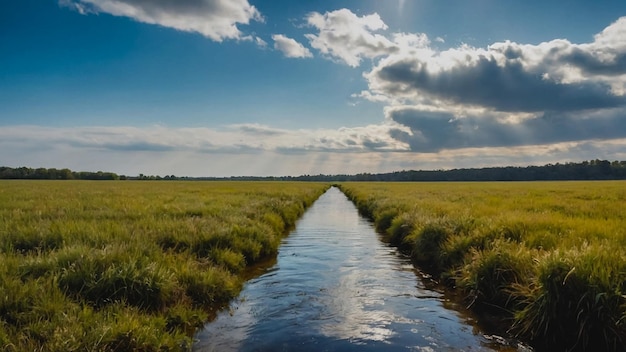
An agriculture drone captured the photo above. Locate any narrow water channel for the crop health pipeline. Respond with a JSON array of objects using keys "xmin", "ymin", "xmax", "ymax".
[{"xmin": 194, "ymin": 187, "xmax": 515, "ymax": 351}]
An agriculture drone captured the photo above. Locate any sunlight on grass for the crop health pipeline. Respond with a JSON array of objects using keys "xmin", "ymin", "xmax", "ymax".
[
  {"xmin": 339, "ymin": 181, "xmax": 626, "ymax": 351},
  {"xmin": 0, "ymin": 180, "xmax": 328, "ymax": 351}
]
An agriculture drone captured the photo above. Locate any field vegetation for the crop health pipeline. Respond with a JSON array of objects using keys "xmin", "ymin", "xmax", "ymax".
[
  {"xmin": 0, "ymin": 181, "xmax": 328, "ymax": 351},
  {"xmin": 338, "ymin": 181, "xmax": 626, "ymax": 351}
]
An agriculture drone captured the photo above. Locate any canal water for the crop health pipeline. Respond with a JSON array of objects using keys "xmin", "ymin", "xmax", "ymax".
[{"xmin": 194, "ymin": 187, "xmax": 518, "ymax": 351}]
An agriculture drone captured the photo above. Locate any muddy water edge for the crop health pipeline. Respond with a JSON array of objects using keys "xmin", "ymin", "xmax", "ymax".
[{"xmin": 194, "ymin": 187, "xmax": 527, "ymax": 351}]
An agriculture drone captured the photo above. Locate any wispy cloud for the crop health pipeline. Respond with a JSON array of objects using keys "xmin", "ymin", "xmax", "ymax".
[
  {"xmin": 59, "ymin": 0, "xmax": 262, "ymax": 41},
  {"xmin": 0, "ymin": 124, "xmax": 409, "ymax": 155},
  {"xmin": 0, "ymin": 124, "xmax": 412, "ymax": 176},
  {"xmin": 3, "ymin": 124, "xmax": 624, "ymax": 176}
]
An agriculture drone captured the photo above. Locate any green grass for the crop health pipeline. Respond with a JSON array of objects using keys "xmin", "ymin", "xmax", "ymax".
[
  {"xmin": 0, "ymin": 180, "xmax": 328, "ymax": 351},
  {"xmin": 338, "ymin": 181, "xmax": 626, "ymax": 351}
]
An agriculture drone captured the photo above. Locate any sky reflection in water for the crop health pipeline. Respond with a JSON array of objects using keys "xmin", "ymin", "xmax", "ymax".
[{"xmin": 194, "ymin": 188, "xmax": 501, "ymax": 352}]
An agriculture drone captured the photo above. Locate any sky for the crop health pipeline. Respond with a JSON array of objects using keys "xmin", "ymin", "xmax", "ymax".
[{"xmin": 2, "ymin": 0, "xmax": 626, "ymax": 177}]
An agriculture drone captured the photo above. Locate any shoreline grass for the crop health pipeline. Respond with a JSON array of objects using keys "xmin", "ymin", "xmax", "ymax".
[
  {"xmin": 338, "ymin": 181, "xmax": 626, "ymax": 351},
  {"xmin": 0, "ymin": 180, "xmax": 329, "ymax": 351}
]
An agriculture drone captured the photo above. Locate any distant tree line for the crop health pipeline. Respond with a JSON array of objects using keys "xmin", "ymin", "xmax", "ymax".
[
  {"xmin": 136, "ymin": 174, "xmax": 183, "ymax": 180},
  {"xmin": 3, "ymin": 159, "xmax": 626, "ymax": 181},
  {"xmin": 0, "ymin": 167, "xmax": 121, "ymax": 180},
  {"xmin": 283, "ymin": 159, "xmax": 626, "ymax": 182}
]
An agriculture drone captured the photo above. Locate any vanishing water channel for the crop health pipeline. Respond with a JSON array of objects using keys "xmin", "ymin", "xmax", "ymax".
[{"xmin": 194, "ymin": 187, "xmax": 516, "ymax": 351}]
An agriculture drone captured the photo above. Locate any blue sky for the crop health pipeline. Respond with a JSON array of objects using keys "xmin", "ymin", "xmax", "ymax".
[{"xmin": 2, "ymin": 0, "xmax": 626, "ymax": 176}]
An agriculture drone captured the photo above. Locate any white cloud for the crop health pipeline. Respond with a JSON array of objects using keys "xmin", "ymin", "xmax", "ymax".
[
  {"xmin": 311, "ymin": 12, "xmax": 626, "ymax": 153},
  {"xmin": 3, "ymin": 125, "xmax": 624, "ymax": 177},
  {"xmin": 254, "ymin": 36, "xmax": 268, "ymax": 48},
  {"xmin": 0, "ymin": 123, "xmax": 409, "ymax": 155},
  {"xmin": 43, "ymin": 7, "xmax": 626, "ymax": 173},
  {"xmin": 60, "ymin": 0, "xmax": 262, "ymax": 41},
  {"xmin": 303, "ymin": 9, "xmax": 433, "ymax": 67},
  {"xmin": 0, "ymin": 124, "xmax": 414, "ymax": 176},
  {"xmin": 298, "ymin": 9, "xmax": 626, "ymax": 154},
  {"xmin": 304, "ymin": 9, "xmax": 398, "ymax": 67},
  {"xmin": 365, "ymin": 16, "xmax": 626, "ymax": 112},
  {"xmin": 272, "ymin": 34, "xmax": 313, "ymax": 58}
]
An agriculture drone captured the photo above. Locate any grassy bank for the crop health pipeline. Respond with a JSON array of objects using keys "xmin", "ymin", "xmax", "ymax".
[
  {"xmin": 0, "ymin": 181, "xmax": 328, "ymax": 351},
  {"xmin": 338, "ymin": 181, "xmax": 626, "ymax": 351}
]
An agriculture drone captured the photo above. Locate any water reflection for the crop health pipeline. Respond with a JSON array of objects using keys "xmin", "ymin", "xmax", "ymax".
[{"xmin": 194, "ymin": 187, "xmax": 510, "ymax": 351}]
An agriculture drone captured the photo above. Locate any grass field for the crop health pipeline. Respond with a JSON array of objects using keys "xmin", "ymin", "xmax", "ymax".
[
  {"xmin": 338, "ymin": 181, "xmax": 626, "ymax": 351},
  {"xmin": 0, "ymin": 181, "xmax": 328, "ymax": 351}
]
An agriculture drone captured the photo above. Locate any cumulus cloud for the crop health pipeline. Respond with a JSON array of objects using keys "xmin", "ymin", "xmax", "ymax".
[
  {"xmin": 59, "ymin": 0, "xmax": 262, "ymax": 41},
  {"xmin": 300, "ymin": 9, "xmax": 626, "ymax": 153},
  {"xmin": 372, "ymin": 54, "xmax": 624, "ymax": 113},
  {"xmin": 304, "ymin": 9, "xmax": 398, "ymax": 67},
  {"xmin": 572, "ymin": 16, "xmax": 626, "ymax": 77},
  {"xmin": 272, "ymin": 34, "xmax": 313, "ymax": 58},
  {"xmin": 303, "ymin": 9, "xmax": 432, "ymax": 67},
  {"xmin": 313, "ymin": 11, "xmax": 626, "ymax": 152},
  {"xmin": 366, "ymin": 31, "xmax": 626, "ymax": 113}
]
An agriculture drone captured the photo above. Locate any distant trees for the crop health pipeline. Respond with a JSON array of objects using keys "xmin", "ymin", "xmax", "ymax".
[
  {"xmin": 0, "ymin": 167, "xmax": 119, "ymax": 180},
  {"xmin": 136, "ymin": 174, "xmax": 180, "ymax": 180},
  {"xmin": 194, "ymin": 159, "xmax": 626, "ymax": 182},
  {"xmin": 284, "ymin": 159, "xmax": 626, "ymax": 182},
  {"xmin": 2, "ymin": 159, "xmax": 626, "ymax": 181}
]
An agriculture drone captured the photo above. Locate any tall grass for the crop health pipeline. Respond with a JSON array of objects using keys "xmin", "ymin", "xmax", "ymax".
[
  {"xmin": 0, "ymin": 180, "xmax": 328, "ymax": 351},
  {"xmin": 339, "ymin": 181, "xmax": 626, "ymax": 351}
]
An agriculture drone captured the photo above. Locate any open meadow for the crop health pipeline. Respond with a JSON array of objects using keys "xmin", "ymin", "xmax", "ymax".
[
  {"xmin": 339, "ymin": 181, "xmax": 626, "ymax": 351},
  {"xmin": 0, "ymin": 180, "xmax": 328, "ymax": 351}
]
